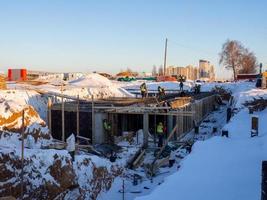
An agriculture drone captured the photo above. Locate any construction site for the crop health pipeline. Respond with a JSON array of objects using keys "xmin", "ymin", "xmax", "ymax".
[
  {"xmin": 0, "ymin": 71, "xmax": 231, "ymax": 199},
  {"xmin": 44, "ymin": 88, "xmax": 224, "ymax": 190},
  {"xmin": 1, "ymin": 68, "xmax": 267, "ymax": 200}
]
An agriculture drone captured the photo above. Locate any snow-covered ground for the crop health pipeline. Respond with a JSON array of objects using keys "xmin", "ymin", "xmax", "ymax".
[{"xmin": 136, "ymin": 82, "xmax": 267, "ymax": 200}]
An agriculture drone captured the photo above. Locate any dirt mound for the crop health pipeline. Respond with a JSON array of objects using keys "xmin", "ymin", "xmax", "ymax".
[
  {"xmin": 0, "ymin": 150, "xmax": 124, "ymax": 200},
  {"xmin": 0, "ymin": 150, "xmax": 77, "ymax": 199},
  {"xmin": 0, "ymin": 99, "xmax": 49, "ymax": 139}
]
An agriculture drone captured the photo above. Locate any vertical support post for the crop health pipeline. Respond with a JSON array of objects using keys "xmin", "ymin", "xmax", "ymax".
[
  {"xmin": 143, "ymin": 113, "xmax": 149, "ymax": 148},
  {"xmin": 227, "ymin": 107, "xmax": 232, "ymax": 123},
  {"xmin": 167, "ymin": 115, "xmax": 173, "ymax": 138},
  {"xmin": 61, "ymin": 97, "xmax": 65, "ymax": 141},
  {"xmin": 261, "ymin": 161, "xmax": 267, "ymax": 200},
  {"xmin": 154, "ymin": 114, "xmax": 157, "ymax": 146},
  {"xmin": 122, "ymin": 179, "xmax": 125, "ymax": 200},
  {"xmin": 76, "ymin": 95, "xmax": 80, "ymax": 138},
  {"xmin": 20, "ymin": 109, "xmax": 25, "ymax": 199},
  {"xmin": 92, "ymin": 95, "xmax": 95, "ymax": 144},
  {"xmin": 175, "ymin": 114, "xmax": 178, "ymax": 140},
  {"xmin": 47, "ymin": 97, "xmax": 52, "ymax": 133},
  {"xmin": 251, "ymin": 115, "xmax": 259, "ymax": 137}
]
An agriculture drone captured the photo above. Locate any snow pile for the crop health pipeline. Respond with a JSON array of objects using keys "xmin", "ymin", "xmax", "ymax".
[
  {"xmin": 0, "ymin": 90, "xmax": 49, "ymax": 139},
  {"xmin": 0, "ymin": 89, "xmax": 47, "ymax": 120},
  {"xmin": 0, "ymin": 98, "xmax": 45, "ymax": 131},
  {"xmin": 68, "ymin": 73, "xmax": 133, "ymax": 98},
  {"xmin": 69, "ymin": 73, "xmax": 113, "ymax": 88}
]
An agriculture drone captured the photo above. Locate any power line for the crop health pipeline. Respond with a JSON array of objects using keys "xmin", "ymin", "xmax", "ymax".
[{"xmin": 167, "ymin": 38, "xmax": 218, "ymax": 61}]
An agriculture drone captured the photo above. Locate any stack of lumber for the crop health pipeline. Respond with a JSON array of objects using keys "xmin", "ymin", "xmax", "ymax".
[{"xmin": 0, "ymin": 74, "xmax": 6, "ymax": 89}]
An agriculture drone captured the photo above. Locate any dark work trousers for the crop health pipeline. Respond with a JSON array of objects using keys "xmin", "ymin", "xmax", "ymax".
[
  {"xmin": 141, "ymin": 91, "xmax": 146, "ymax": 98},
  {"xmin": 158, "ymin": 134, "xmax": 163, "ymax": 147}
]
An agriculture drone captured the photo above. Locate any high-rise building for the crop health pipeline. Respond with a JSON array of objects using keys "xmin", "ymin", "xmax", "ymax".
[
  {"xmin": 199, "ymin": 60, "xmax": 215, "ymax": 81},
  {"xmin": 166, "ymin": 65, "xmax": 199, "ymax": 80}
]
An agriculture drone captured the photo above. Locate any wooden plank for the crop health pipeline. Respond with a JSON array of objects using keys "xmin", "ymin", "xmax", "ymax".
[
  {"xmin": 91, "ymin": 95, "xmax": 95, "ymax": 144},
  {"xmin": 20, "ymin": 109, "xmax": 25, "ymax": 199},
  {"xmin": 132, "ymin": 149, "xmax": 146, "ymax": 168},
  {"xmin": 143, "ymin": 113, "xmax": 149, "ymax": 148},
  {"xmin": 61, "ymin": 97, "xmax": 65, "ymax": 141},
  {"xmin": 152, "ymin": 124, "xmax": 178, "ymax": 165},
  {"xmin": 76, "ymin": 95, "xmax": 80, "ymax": 137},
  {"xmin": 47, "ymin": 97, "xmax": 52, "ymax": 133}
]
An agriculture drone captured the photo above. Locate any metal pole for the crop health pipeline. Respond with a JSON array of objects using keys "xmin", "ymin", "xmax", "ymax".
[
  {"xmin": 21, "ymin": 109, "xmax": 25, "ymax": 199},
  {"xmin": 122, "ymin": 179, "xmax": 125, "ymax": 200},
  {"xmin": 163, "ymin": 38, "xmax": 168, "ymax": 76}
]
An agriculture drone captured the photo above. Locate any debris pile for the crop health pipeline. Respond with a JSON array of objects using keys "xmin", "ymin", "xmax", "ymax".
[
  {"xmin": 244, "ymin": 97, "xmax": 267, "ymax": 112},
  {"xmin": 211, "ymin": 86, "xmax": 232, "ymax": 101}
]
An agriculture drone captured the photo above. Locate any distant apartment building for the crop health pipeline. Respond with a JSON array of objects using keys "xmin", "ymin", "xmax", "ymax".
[
  {"xmin": 166, "ymin": 65, "xmax": 199, "ymax": 80},
  {"xmin": 199, "ymin": 59, "xmax": 215, "ymax": 81}
]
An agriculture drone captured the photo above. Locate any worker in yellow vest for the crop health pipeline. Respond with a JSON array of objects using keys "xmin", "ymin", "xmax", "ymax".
[
  {"xmin": 140, "ymin": 83, "xmax": 147, "ymax": 98},
  {"xmin": 157, "ymin": 122, "xmax": 164, "ymax": 147},
  {"xmin": 103, "ymin": 119, "xmax": 112, "ymax": 143},
  {"xmin": 158, "ymin": 86, "xmax": 165, "ymax": 100}
]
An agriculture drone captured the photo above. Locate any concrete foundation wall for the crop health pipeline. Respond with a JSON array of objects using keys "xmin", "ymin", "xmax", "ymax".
[{"xmin": 93, "ymin": 112, "xmax": 108, "ymax": 144}]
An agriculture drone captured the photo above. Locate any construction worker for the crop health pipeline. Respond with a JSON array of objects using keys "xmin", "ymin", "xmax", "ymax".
[
  {"xmin": 140, "ymin": 82, "xmax": 147, "ymax": 98},
  {"xmin": 158, "ymin": 86, "xmax": 165, "ymax": 99},
  {"xmin": 157, "ymin": 122, "xmax": 164, "ymax": 147},
  {"xmin": 103, "ymin": 119, "xmax": 112, "ymax": 143},
  {"xmin": 179, "ymin": 80, "xmax": 184, "ymax": 91},
  {"xmin": 194, "ymin": 84, "xmax": 201, "ymax": 94}
]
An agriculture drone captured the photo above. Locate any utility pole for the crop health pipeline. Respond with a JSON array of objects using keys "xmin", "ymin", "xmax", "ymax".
[{"xmin": 163, "ymin": 38, "xmax": 168, "ymax": 76}]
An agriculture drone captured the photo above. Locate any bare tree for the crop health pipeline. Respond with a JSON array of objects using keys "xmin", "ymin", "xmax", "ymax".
[
  {"xmin": 239, "ymin": 49, "xmax": 257, "ymax": 74},
  {"xmin": 152, "ymin": 65, "xmax": 157, "ymax": 76},
  {"xmin": 219, "ymin": 40, "xmax": 244, "ymax": 80}
]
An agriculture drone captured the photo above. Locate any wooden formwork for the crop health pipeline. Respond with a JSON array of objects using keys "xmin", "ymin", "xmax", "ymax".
[
  {"xmin": 49, "ymin": 92, "xmax": 216, "ymax": 145},
  {"xmin": 174, "ymin": 95, "xmax": 216, "ymax": 138}
]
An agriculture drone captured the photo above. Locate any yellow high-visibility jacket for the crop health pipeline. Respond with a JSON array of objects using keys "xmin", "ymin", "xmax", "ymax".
[{"xmin": 157, "ymin": 124, "xmax": 164, "ymax": 134}]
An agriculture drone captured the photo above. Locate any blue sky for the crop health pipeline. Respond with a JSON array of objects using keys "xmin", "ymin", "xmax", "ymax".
[{"xmin": 0, "ymin": 0, "xmax": 266, "ymax": 78}]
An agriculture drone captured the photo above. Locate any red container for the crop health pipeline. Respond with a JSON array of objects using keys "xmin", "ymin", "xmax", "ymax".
[
  {"xmin": 20, "ymin": 69, "xmax": 27, "ymax": 81},
  {"xmin": 8, "ymin": 69, "xmax": 12, "ymax": 81}
]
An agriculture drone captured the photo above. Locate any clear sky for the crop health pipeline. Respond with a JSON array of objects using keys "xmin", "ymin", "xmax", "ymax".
[{"xmin": 0, "ymin": 0, "xmax": 266, "ymax": 78}]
